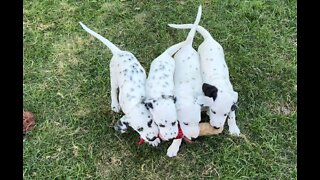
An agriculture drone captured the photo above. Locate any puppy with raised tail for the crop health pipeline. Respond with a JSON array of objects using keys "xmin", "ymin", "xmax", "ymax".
[
  {"xmin": 144, "ymin": 41, "xmax": 185, "ymax": 141},
  {"xmin": 168, "ymin": 24, "xmax": 240, "ymax": 136},
  {"xmin": 165, "ymin": 5, "xmax": 203, "ymax": 157},
  {"xmin": 79, "ymin": 22, "xmax": 160, "ymax": 146}
]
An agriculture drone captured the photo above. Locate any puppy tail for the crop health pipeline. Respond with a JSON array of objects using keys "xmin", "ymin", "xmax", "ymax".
[
  {"xmin": 165, "ymin": 41, "xmax": 186, "ymax": 56},
  {"xmin": 168, "ymin": 24, "xmax": 212, "ymax": 41},
  {"xmin": 184, "ymin": 5, "xmax": 202, "ymax": 45},
  {"xmin": 79, "ymin": 22, "xmax": 120, "ymax": 54}
]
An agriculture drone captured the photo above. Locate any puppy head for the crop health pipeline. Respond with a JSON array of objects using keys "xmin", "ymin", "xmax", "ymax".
[
  {"xmin": 177, "ymin": 101, "xmax": 202, "ymax": 140},
  {"xmin": 145, "ymin": 96, "xmax": 178, "ymax": 141},
  {"xmin": 199, "ymin": 83, "xmax": 238, "ymax": 129},
  {"xmin": 122, "ymin": 104, "xmax": 159, "ymax": 143}
]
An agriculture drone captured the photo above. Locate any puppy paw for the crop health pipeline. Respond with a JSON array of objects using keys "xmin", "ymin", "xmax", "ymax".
[
  {"xmin": 166, "ymin": 145, "xmax": 179, "ymax": 157},
  {"xmin": 111, "ymin": 103, "xmax": 121, "ymax": 113},
  {"xmin": 229, "ymin": 125, "xmax": 240, "ymax": 136},
  {"xmin": 148, "ymin": 138, "xmax": 161, "ymax": 147}
]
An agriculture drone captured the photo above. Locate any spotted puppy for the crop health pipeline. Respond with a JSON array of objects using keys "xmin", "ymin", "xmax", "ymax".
[
  {"xmin": 79, "ymin": 22, "xmax": 160, "ymax": 146},
  {"xmin": 168, "ymin": 24, "xmax": 240, "ymax": 136},
  {"xmin": 144, "ymin": 41, "xmax": 186, "ymax": 141},
  {"xmin": 166, "ymin": 5, "xmax": 203, "ymax": 157}
]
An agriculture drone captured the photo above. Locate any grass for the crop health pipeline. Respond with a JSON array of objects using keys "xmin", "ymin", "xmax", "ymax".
[{"xmin": 23, "ymin": 0, "xmax": 296, "ymax": 179}]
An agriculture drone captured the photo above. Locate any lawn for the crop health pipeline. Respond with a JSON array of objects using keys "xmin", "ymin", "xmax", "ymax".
[{"xmin": 23, "ymin": 0, "xmax": 296, "ymax": 179}]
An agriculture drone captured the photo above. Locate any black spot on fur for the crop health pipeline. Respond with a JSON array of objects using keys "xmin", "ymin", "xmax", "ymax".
[
  {"xmin": 172, "ymin": 121, "xmax": 176, "ymax": 126},
  {"xmin": 147, "ymin": 119, "xmax": 153, "ymax": 128},
  {"xmin": 145, "ymin": 102, "xmax": 153, "ymax": 110},
  {"xmin": 183, "ymin": 122, "xmax": 189, "ymax": 126},
  {"xmin": 231, "ymin": 104, "xmax": 237, "ymax": 111},
  {"xmin": 137, "ymin": 127, "xmax": 143, "ymax": 132},
  {"xmin": 123, "ymin": 121, "xmax": 129, "ymax": 126},
  {"xmin": 202, "ymin": 83, "xmax": 218, "ymax": 101},
  {"xmin": 159, "ymin": 124, "xmax": 165, "ymax": 128},
  {"xmin": 140, "ymin": 69, "xmax": 143, "ymax": 73},
  {"xmin": 173, "ymin": 96, "xmax": 177, "ymax": 103},
  {"xmin": 118, "ymin": 120, "xmax": 123, "ymax": 126},
  {"xmin": 130, "ymin": 76, "xmax": 133, "ymax": 81}
]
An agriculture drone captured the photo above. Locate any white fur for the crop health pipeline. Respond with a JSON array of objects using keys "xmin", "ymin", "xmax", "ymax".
[
  {"xmin": 169, "ymin": 24, "xmax": 240, "ymax": 136},
  {"xmin": 165, "ymin": 5, "xmax": 203, "ymax": 157},
  {"xmin": 145, "ymin": 42, "xmax": 185, "ymax": 141},
  {"xmin": 79, "ymin": 22, "xmax": 160, "ymax": 145}
]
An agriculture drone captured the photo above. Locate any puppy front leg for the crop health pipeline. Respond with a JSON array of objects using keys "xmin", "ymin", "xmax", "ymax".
[
  {"xmin": 166, "ymin": 139, "xmax": 182, "ymax": 157},
  {"xmin": 227, "ymin": 111, "xmax": 240, "ymax": 136},
  {"xmin": 110, "ymin": 72, "xmax": 121, "ymax": 112},
  {"xmin": 114, "ymin": 116, "xmax": 129, "ymax": 133}
]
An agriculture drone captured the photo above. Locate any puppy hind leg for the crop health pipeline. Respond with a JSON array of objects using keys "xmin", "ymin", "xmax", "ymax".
[
  {"xmin": 110, "ymin": 71, "xmax": 121, "ymax": 112},
  {"xmin": 227, "ymin": 111, "xmax": 240, "ymax": 136}
]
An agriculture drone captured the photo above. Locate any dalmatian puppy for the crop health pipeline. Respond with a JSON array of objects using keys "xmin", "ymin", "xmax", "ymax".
[
  {"xmin": 168, "ymin": 24, "xmax": 240, "ymax": 136},
  {"xmin": 166, "ymin": 5, "xmax": 203, "ymax": 157},
  {"xmin": 79, "ymin": 22, "xmax": 160, "ymax": 146},
  {"xmin": 144, "ymin": 41, "xmax": 186, "ymax": 141}
]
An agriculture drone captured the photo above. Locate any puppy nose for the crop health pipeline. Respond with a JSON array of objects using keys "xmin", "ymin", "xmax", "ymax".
[
  {"xmin": 147, "ymin": 136, "xmax": 157, "ymax": 142},
  {"xmin": 213, "ymin": 126, "xmax": 220, "ymax": 129}
]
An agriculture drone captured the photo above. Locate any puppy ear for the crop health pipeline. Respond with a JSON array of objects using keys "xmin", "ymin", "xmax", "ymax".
[
  {"xmin": 144, "ymin": 102, "xmax": 153, "ymax": 110},
  {"xmin": 202, "ymin": 83, "xmax": 218, "ymax": 101},
  {"xmin": 196, "ymin": 95, "xmax": 214, "ymax": 107}
]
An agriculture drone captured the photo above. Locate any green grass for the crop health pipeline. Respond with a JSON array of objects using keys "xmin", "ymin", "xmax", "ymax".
[{"xmin": 23, "ymin": 0, "xmax": 296, "ymax": 179}]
